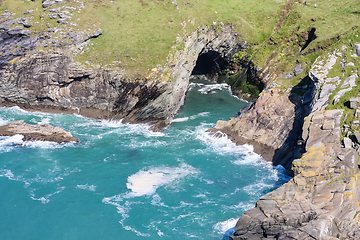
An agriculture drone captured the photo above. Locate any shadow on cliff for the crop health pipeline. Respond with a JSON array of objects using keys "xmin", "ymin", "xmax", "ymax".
[{"xmin": 271, "ymin": 76, "xmax": 313, "ymax": 177}]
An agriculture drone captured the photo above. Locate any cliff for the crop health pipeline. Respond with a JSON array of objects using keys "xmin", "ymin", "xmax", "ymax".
[
  {"xmin": 210, "ymin": 44, "xmax": 360, "ymax": 238},
  {"xmin": 0, "ymin": 1, "xmax": 244, "ymax": 130},
  {"xmin": 208, "ymin": 88, "xmax": 305, "ymax": 172}
]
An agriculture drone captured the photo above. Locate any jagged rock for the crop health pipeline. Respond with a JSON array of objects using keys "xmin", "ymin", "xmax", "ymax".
[
  {"xmin": 58, "ymin": 12, "xmax": 71, "ymax": 19},
  {"xmin": 42, "ymin": 0, "xmax": 63, "ymax": 8},
  {"xmin": 123, "ymin": 24, "xmax": 246, "ymax": 130},
  {"xmin": 343, "ymin": 137, "xmax": 352, "ymax": 148},
  {"xmin": 84, "ymin": 29, "xmax": 103, "ymax": 41},
  {"xmin": 49, "ymin": 8, "xmax": 61, "ymax": 13},
  {"xmin": 23, "ymin": 22, "xmax": 33, "ymax": 28},
  {"xmin": 0, "ymin": 120, "xmax": 78, "ymax": 143},
  {"xmin": 309, "ymin": 52, "xmax": 339, "ymax": 112},
  {"xmin": 355, "ymin": 43, "xmax": 360, "ymax": 57},
  {"xmin": 48, "ymin": 14, "xmax": 58, "ymax": 19},
  {"xmin": 341, "ymin": 74, "xmax": 358, "ymax": 89},
  {"xmin": 350, "ymin": 97, "xmax": 360, "ymax": 109},
  {"xmin": 24, "ymin": 10, "xmax": 34, "ymax": 15},
  {"xmin": 231, "ymin": 109, "xmax": 360, "ymax": 240},
  {"xmin": 208, "ymin": 88, "xmax": 305, "ymax": 169},
  {"xmin": 294, "ymin": 63, "xmax": 304, "ymax": 76},
  {"xmin": 7, "ymin": 27, "xmax": 24, "ymax": 35}
]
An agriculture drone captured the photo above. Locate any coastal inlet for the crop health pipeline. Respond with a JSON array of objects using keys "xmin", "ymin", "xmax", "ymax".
[{"xmin": 0, "ymin": 78, "xmax": 290, "ymax": 240}]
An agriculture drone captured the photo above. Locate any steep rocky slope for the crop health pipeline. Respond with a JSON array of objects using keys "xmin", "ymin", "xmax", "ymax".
[
  {"xmin": 0, "ymin": 1, "xmax": 244, "ymax": 130},
  {"xmin": 209, "ymin": 45, "xmax": 360, "ymax": 239}
]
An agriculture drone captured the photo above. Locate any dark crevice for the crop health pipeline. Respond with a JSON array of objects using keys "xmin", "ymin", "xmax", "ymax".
[
  {"xmin": 36, "ymin": 96, "xmax": 54, "ymax": 102},
  {"xmin": 301, "ymin": 28, "xmax": 317, "ymax": 52}
]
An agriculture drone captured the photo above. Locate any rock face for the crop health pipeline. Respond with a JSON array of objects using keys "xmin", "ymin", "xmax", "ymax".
[
  {"xmin": 124, "ymin": 24, "xmax": 246, "ymax": 130},
  {"xmin": 0, "ymin": 8, "xmax": 244, "ymax": 130},
  {"xmin": 208, "ymin": 88, "xmax": 305, "ymax": 170},
  {"xmin": 230, "ymin": 109, "xmax": 360, "ymax": 239},
  {"xmin": 0, "ymin": 120, "xmax": 78, "ymax": 143}
]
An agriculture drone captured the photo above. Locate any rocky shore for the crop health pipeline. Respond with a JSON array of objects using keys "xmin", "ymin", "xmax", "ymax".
[
  {"xmin": 0, "ymin": 120, "xmax": 78, "ymax": 143},
  {"xmin": 0, "ymin": 1, "xmax": 244, "ymax": 131},
  {"xmin": 230, "ymin": 109, "xmax": 360, "ymax": 239},
  {"xmin": 208, "ymin": 47, "xmax": 360, "ymax": 239}
]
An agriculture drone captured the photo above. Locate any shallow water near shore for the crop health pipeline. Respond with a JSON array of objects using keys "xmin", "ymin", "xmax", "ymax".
[{"xmin": 0, "ymin": 77, "xmax": 290, "ymax": 240}]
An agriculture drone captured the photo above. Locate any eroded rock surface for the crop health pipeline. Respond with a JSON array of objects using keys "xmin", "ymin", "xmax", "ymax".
[
  {"xmin": 208, "ymin": 88, "xmax": 305, "ymax": 169},
  {"xmin": 0, "ymin": 7, "xmax": 244, "ymax": 131},
  {"xmin": 230, "ymin": 109, "xmax": 360, "ymax": 240},
  {"xmin": 0, "ymin": 120, "xmax": 78, "ymax": 143}
]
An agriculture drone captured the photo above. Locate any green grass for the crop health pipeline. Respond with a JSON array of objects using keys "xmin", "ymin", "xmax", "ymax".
[
  {"xmin": 0, "ymin": 0, "xmax": 359, "ymax": 79},
  {"xmin": 0, "ymin": 0, "xmax": 286, "ymax": 76}
]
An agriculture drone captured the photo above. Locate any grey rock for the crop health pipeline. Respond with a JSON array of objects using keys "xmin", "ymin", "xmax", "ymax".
[
  {"xmin": 350, "ymin": 97, "xmax": 360, "ymax": 109},
  {"xmin": 20, "ymin": 30, "xmax": 31, "ymax": 35},
  {"xmin": 333, "ymin": 88, "xmax": 351, "ymax": 105},
  {"xmin": 341, "ymin": 59, "xmax": 346, "ymax": 70},
  {"xmin": 346, "ymin": 62, "xmax": 355, "ymax": 67},
  {"xmin": 341, "ymin": 74, "xmax": 358, "ymax": 88},
  {"xmin": 84, "ymin": 29, "xmax": 103, "ymax": 41},
  {"xmin": 49, "ymin": 8, "xmax": 61, "ymax": 13},
  {"xmin": 23, "ymin": 22, "xmax": 33, "ymax": 28},
  {"xmin": 24, "ymin": 10, "xmax": 34, "ymax": 15},
  {"xmin": 42, "ymin": 0, "xmax": 63, "ymax": 8},
  {"xmin": 125, "ymin": 24, "xmax": 245, "ymax": 130},
  {"xmin": 354, "ymin": 132, "xmax": 360, "ymax": 144},
  {"xmin": 355, "ymin": 43, "xmax": 360, "ymax": 57},
  {"xmin": 48, "ymin": 14, "xmax": 58, "ymax": 19},
  {"xmin": 209, "ymin": 89, "xmax": 305, "ymax": 168},
  {"xmin": 294, "ymin": 64, "xmax": 304, "ymax": 76},
  {"xmin": 58, "ymin": 12, "xmax": 71, "ymax": 19},
  {"xmin": 231, "ymin": 109, "xmax": 360, "ymax": 240},
  {"xmin": 343, "ymin": 137, "xmax": 352, "ymax": 148}
]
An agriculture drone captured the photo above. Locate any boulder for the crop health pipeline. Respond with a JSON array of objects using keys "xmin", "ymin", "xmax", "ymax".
[
  {"xmin": 343, "ymin": 137, "xmax": 352, "ymax": 148},
  {"xmin": 355, "ymin": 43, "xmax": 360, "ymax": 57},
  {"xmin": 0, "ymin": 120, "xmax": 78, "ymax": 143}
]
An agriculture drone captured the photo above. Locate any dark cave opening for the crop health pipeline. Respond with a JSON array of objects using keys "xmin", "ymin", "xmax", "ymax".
[{"xmin": 191, "ymin": 50, "xmax": 229, "ymax": 77}]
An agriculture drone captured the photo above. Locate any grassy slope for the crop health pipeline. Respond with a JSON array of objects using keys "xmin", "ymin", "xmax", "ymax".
[
  {"xmin": 0, "ymin": 0, "xmax": 286, "ymax": 76},
  {"xmin": 0, "ymin": 0, "xmax": 359, "ymax": 79}
]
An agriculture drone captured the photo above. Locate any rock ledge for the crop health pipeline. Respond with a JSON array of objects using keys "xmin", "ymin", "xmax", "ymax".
[{"xmin": 0, "ymin": 120, "xmax": 78, "ymax": 143}]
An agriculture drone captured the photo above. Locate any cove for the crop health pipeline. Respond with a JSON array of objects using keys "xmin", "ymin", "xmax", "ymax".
[{"xmin": 0, "ymin": 76, "xmax": 290, "ymax": 240}]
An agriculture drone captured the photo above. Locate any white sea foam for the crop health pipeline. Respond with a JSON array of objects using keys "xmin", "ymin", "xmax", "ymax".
[
  {"xmin": 126, "ymin": 163, "xmax": 198, "ymax": 196},
  {"xmin": 172, "ymin": 117, "xmax": 189, "ymax": 123},
  {"xmin": 226, "ymin": 202, "xmax": 255, "ymax": 211},
  {"xmin": 198, "ymin": 83, "xmax": 230, "ymax": 94},
  {"xmin": 76, "ymin": 184, "xmax": 97, "ymax": 192},
  {"xmin": 0, "ymin": 134, "xmax": 24, "ymax": 146},
  {"xmin": 37, "ymin": 117, "xmax": 51, "ymax": 125},
  {"xmin": 30, "ymin": 186, "xmax": 65, "ymax": 204},
  {"xmin": 243, "ymin": 180, "xmax": 274, "ymax": 196},
  {"xmin": 0, "ymin": 116, "xmax": 9, "ymax": 126},
  {"xmin": 213, "ymin": 218, "xmax": 238, "ymax": 235},
  {"xmin": 191, "ymin": 112, "xmax": 210, "ymax": 119},
  {"xmin": 0, "ymin": 169, "xmax": 16, "ymax": 179},
  {"xmin": 195, "ymin": 124, "xmax": 258, "ymax": 157}
]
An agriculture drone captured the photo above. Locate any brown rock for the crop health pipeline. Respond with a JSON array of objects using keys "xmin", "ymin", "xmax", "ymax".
[{"xmin": 0, "ymin": 120, "xmax": 78, "ymax": 143}]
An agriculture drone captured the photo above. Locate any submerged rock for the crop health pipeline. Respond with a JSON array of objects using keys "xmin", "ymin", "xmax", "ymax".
[{"xmin": 0, "ymin": 120, "xmax": 78, "ymax": 143}]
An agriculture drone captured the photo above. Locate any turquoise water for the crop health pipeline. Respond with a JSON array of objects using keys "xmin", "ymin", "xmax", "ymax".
[{"xmin": 0, "ymin": 78, "xmax": 290, "ymax": 240}]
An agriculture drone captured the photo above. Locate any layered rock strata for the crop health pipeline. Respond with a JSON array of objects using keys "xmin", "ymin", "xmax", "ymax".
[
  {"xmin": 0, "ymin": 120, "xmax": 78, "ymax": 143},
  {"xmin": 208, "ymin": 88, "xmax": 305, "ymax": 170},
  {"xmin": 230, "ymin": 109, "xmax": 360, "ymax": 239},
  {"xmin": 0, "ymin": 4, "xmax": 244, "ymax": 130}
]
